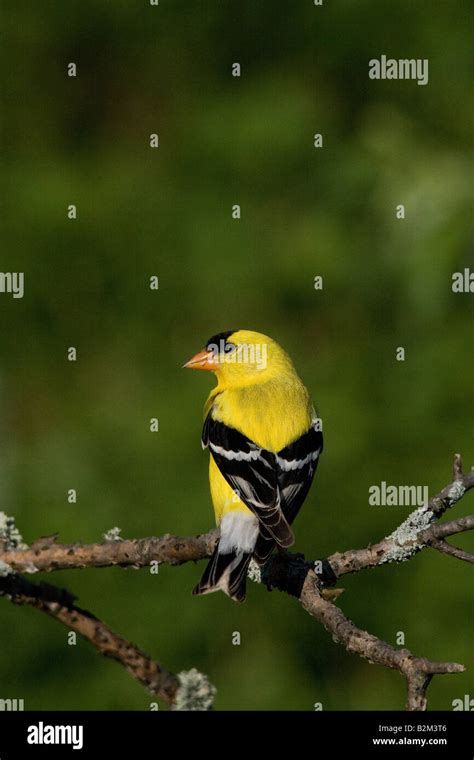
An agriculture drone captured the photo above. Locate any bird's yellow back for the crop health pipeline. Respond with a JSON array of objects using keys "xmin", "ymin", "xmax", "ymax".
[{"xmin": 207, "ymin": 379, "xmax": 312, "ymax": 452}]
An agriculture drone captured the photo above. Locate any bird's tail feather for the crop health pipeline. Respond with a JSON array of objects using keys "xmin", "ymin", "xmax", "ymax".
[
  {"xmin": 193, "ymin": 547, "xmax": 252, "ymax": 602},
  {"xmin": 253, "ymin": 531, "xmax": 276, "ymax": 564}
]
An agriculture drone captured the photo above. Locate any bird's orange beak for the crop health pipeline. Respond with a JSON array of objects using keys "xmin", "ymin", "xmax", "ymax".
[{"xmin": 183, "ymin": 348, "xmax": 218, "ymax": 371}]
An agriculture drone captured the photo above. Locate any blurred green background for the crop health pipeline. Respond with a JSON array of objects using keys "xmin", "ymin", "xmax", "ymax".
[{"xmin": 1, "ymin": 0, "xmax": 473, "ymax": 710}]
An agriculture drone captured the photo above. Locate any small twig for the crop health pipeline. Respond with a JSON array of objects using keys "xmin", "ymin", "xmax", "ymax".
[
  {"xmin": 453, "ymin": 453, "xmax": 463, "ymax": 480},
  {"xmin": 421, "ymin": 515, "xmax": 474, "ymax": 564},
  {"xmin": 428, "ymin": 539, "xmax": 474, "ymax": 564},
  {"xmin": 421, "ymin": 514, "xmax": 474, "ymax": 541}
]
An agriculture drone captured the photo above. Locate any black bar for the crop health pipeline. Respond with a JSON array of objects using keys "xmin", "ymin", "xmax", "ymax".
[{"xmin": 0, "ymin": 711, "xmax": 472, "ymax": 757}]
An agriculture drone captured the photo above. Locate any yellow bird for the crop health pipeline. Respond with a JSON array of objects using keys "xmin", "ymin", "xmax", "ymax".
[{"xmin": 184, "ymin": 330, "xmax": 323, "ymax": 602}]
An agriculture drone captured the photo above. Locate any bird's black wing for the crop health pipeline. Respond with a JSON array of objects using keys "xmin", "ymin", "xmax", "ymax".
[
  {"xmin": 254, "ymin": 421, "xmax": 323, "ymax": 563},
  {"xmin": 202, "ymin": 413, "xmax": 294, "ymax": 548},
  {"xmin": 276, "ymin": 421, "xmax": 323, "ymax": 524}
]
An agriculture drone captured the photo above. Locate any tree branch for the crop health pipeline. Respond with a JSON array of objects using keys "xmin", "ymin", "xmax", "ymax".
[
  {"xmin": 326, "ymin": 462, "xmax": 474, "ymax": 578},
  {"xmin": 0, "ymin": 530, "xmax": 220, "ymax": 574},
  {"xmin": 0, "ymin": 453, "xmax": 472, "ymax": 710},
  {"xmin": 298, "ymin": 570, "xmax": 464, "ymax": 710},
  {"xmin": 0, "ymin": 572, "xmax": 215, "ymax": 710},
  {"xmin": 3, "ymin": 458, "xmax": 472, "ymax": 579},
  {"xmin": 0, "ymin": 573, "xmax": 179, "ymax": 702}
]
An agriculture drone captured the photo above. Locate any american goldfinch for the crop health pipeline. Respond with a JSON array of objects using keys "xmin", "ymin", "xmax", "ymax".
[{"xmin": 184, "ymin": 329, "xmax": 323, "ymax": 602}]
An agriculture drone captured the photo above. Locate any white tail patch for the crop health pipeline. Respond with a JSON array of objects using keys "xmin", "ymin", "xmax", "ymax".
[{"xmin": 219, "ymin": 511, "xmax": 259, "ymax": 554}]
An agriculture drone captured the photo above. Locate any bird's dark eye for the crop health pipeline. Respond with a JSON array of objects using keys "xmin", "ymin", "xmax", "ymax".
[{"xmin": 224, "ymin": 342, "xmax": 236, "ymax": 354}]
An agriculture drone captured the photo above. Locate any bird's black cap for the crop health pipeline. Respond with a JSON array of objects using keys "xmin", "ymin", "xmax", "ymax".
[{"xmin": 206, "ymin": 330, "xmax": 239, "ymax": 349}]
